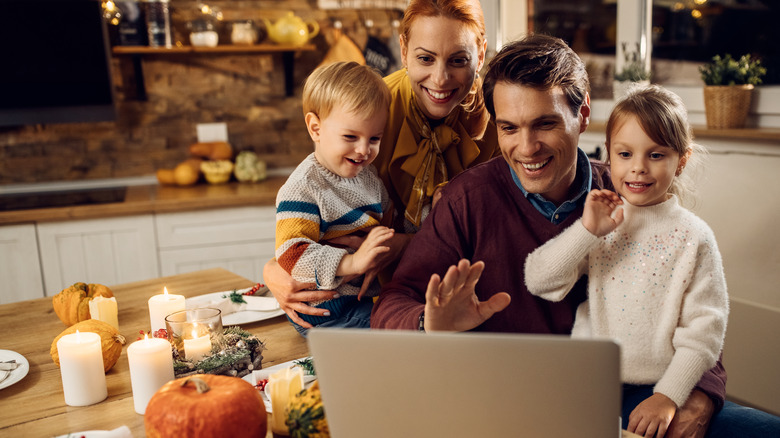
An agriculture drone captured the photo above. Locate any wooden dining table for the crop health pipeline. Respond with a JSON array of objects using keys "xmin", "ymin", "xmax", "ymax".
[
  {"xmin": 0, "ymin": 267, "xmax": 642, "ymax": 438},
  {"xmin": 0, "ymin": 268, "xmax": 307, "ymax": 437}
]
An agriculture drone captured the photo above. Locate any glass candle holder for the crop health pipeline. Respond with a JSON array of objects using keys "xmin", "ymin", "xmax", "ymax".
[{"xmin": 165, "ymin": 308, "xmax": 224, "ymax": 362}]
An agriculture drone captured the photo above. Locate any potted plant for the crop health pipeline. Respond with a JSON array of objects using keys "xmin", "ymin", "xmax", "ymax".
[
  {"xmin": 699, "ymin": 54, "xmax": 766, "ymax": 129},
  {"xmin": 613, "ymin": 60, "xmax": 651, "ymax": 99},
  {"xmin": 613, "ymin": 43, "xmax": 651, "ymax": 100}
]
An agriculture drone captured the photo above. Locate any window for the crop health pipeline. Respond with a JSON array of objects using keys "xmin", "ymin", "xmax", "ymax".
[{"xmin": 530, "ymin": 0, "xmax": 778, "ymax": 99}]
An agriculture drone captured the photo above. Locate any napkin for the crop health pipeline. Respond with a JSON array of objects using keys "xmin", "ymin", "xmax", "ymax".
[{"xmin": 198, "ymin": 295, "xmax": 280, "ymax": 316}]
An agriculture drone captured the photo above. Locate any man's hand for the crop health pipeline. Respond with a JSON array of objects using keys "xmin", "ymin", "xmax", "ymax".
[
  {"xmin": 582, "ymin": 189, "xmax": 623, "ymax": 237},
  {"xmin": 627, "ymin": 393, "xmax": 677, "ymax": 437},
  {"xmin": 262, "ymin": 259, "xmax": 338, "ymax": 329},
  {"xmin": 423, "ymin": 259, "xmax": 511, "ymax": 332},
  {"xmin": 664, "ymin": 389, "xmax": 714, "ymax": 438}
]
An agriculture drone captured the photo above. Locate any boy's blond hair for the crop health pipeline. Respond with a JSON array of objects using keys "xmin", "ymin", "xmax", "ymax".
[{"xmin": 302, "ymin": 62, "xmax": 391, "ymax": 120}]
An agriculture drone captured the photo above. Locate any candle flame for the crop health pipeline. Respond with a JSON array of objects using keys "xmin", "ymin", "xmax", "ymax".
[
  {"xmin": 76, "ymin": 330, "xmax": 81, "ymax": 342},
  {"xmin": 163, "ymin": 286, "xmax": 169, "ymax": 296},
  {"xmin": 144, "ymin": 334, "xmax": 149, "ymax": 340}
]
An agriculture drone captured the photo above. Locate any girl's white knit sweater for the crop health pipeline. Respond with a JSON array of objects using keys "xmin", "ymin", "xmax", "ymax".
[{"xmin": 524, "ymin": 195, "xmax": 729, "ymax": 407}]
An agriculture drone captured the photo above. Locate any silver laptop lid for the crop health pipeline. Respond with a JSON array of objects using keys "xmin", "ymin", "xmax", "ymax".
[{"xmin": 308, "ymin": 329, "xmax": 621, "ymax": 438}]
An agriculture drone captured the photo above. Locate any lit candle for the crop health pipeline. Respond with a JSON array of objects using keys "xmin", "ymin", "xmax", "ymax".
[
  {"xmin": 148, "ymin": 287, "xmax": 185, "ymax": 333},
  {"xmin": 127, "ymin": 335, "xmax": 175, "ymax": 415},
  {"xmin": 56, "ymin": 330, "xmax": 108, "ymax": 406},
  {"xmin": 183, "ymin": 325, "xmax": 211, "ymax": 362},
  {"xmin": 89, "ymin": 296, "xmax": 119, "ymax": 330},
  {"xmin": 267, "ymin": 366, "xmax": 304, "ymax": 435}
]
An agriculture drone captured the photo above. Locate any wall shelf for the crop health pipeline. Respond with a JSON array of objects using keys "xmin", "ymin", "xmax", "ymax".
[{"xmin": 112, "ymin": 44, "xmax": 317, "ymax": 99}]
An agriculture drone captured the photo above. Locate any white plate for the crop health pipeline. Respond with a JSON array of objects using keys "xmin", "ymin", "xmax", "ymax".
[
  {"xmin": 242, "ymin": 357, "xmax": 316, "ymax": 413},
  {"xmin": 0, "ymin": 350, "xmax": 30, "ymax": 390},
  {"xmin": 186, "ymin": 291, "xmax": 285, "ymax": 326}
]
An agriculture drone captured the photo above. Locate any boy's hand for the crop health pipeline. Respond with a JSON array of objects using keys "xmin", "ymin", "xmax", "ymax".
[
  {"xmin": 628, "ymin": 392, "xmax": 677, "ymax": 437},
  {"xmin": 337, "ymin": 226, "xmax": 394, "ymax": 279},
  {"xmin": 582, "ymin": 189, "xmax": 624, "ymax": 237}
]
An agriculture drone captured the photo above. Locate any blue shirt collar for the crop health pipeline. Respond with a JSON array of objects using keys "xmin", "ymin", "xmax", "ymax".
[{"xmin": 509, "ymin": 148, "xmax": 592, "ymax": 224}]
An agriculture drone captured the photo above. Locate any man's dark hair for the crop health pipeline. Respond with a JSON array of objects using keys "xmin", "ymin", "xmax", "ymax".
[{"xmin": 483, "ymin": 34, "xmax": 590, "ymax": 118}]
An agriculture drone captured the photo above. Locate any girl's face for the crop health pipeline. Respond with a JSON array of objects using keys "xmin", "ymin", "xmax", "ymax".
[
  {"xmin": 401, "ymin": 15, "xmax": 486, "ymax": 121},
  {"xmin": 307, "ymin": 104, "xmax": 387, "ymax": 178},
  {"xmin": 608, "ymin": 115, "xmax": 682, "ymax": 207}
]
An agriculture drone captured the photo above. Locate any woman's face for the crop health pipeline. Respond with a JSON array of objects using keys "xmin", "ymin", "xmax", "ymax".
[{"xmin": 401, "ymin": 15, "xmax": 486, "ymax": 121}]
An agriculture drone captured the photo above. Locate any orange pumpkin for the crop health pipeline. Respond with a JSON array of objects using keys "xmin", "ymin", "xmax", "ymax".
[
  {"xmin": 145, "ymin": 374, "xmax": 267, "ymax": 438},
  {"xmin": 50, "ymin": 319, "xmax": 126, "ymax": 372},
  {"xmin": 52, "ymin": 282, "xmax": 114, "ymax": 326}
]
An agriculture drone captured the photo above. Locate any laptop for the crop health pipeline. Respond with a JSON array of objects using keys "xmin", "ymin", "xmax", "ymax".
[{"xmin": 307, "ymin": 328, "xmax": 621, "ymax": 438}]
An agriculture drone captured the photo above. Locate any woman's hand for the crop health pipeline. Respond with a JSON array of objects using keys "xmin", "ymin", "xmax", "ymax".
[
  {"xmin": 423, "ymin": 259, "xmax": 511, "ymax": 332},
  {"xmin": 628, "ymin": 392, "xmax": 677, "ymax": 437},
  {"xmin": 262, "ymin": 259, "xmax": 339, "ymax": 329},
  {"xmin": 582, "ymin": 189, "xmax": 624, "ymax": 237}
]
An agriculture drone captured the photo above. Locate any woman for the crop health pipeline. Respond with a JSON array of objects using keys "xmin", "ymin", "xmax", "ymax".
[{"xmin": 265, "ymin": 0, "xmax": 499, "ymax": 329}]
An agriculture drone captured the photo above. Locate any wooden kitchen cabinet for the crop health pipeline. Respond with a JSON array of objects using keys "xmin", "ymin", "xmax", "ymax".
[
  {"xmin": 36, "ymin": 215, "xmax": 160, "ymax": 295},
  {"xmin": 155, "ymin": 206, "xmax": 276, "ymax": 283},
  {"xmin": 0, "ymin": 224, "xmax": 45, "ymax": 303}
]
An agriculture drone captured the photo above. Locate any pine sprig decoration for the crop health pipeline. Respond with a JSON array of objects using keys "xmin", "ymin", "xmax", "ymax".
[
  {"xmin": 294, "ymin": 357, "xmax": 316, "ymax": 375},
  {"xmin": 223, "ymin": 289, "xmax": 247, "ymax": 305}
]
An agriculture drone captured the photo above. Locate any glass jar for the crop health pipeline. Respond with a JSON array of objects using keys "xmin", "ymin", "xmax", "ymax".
[
  {"xmin": 188, "ymin": 18, "xmax": 218, "ymax": 47},
  {"xmin": 231, "ymin": 20, "xmax": 258, "ymax": 45}
]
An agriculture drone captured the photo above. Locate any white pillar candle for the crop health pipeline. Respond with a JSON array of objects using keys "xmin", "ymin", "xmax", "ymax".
[
  {"xmin": 127, "ymin": 336, "xmax": 175, "ymax": 415},
  {"xmin": 267, "ymin": 366, "xmax": 304, "ymax": 434},
  {"xmin": 148, "ymin": 287, "xmax": 185, "ymax": 333},
  {"xmin": 89, "ymin": 296, "xmax": 119, "ymax": 330},
  {"xmin": 183, "ymin": 327, "xmax": 211, "ymax": 362},
  {"xmin": 57, "ymin": 331, "xmax": 108, "ymax": 406}
]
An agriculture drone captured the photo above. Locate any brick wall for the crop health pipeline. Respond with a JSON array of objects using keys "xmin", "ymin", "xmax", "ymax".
[{"xmin": 0, "ymin": 0, "xmax": 400, "ymax": 184}]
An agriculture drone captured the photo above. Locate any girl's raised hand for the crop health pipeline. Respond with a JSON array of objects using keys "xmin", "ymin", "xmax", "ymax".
[{"xmin": 582, "ymin": 189, "xmax": 624, "ymax": 237}]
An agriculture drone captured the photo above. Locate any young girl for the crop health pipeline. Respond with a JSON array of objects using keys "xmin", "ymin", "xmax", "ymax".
[{"xmin": 524, "ymin": 85, "xmax": 729, "ymax": 437}]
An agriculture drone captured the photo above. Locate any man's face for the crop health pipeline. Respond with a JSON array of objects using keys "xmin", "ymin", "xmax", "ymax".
[{"xmin": 493, "ymin": 82, "xmax": 590, "ymax": 204}]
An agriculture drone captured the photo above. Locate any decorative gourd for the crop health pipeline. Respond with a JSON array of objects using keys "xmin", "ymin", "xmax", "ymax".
[
  {"xmin": 286, "ymin": 380, "xmax": 330, "ymax": 438},
  {"xmin": 52, "ymin": 282, "xmax": 115, "ymax": 326},
  {"xmin": 234, "ymin": 151, "xmax": 267, "ymax": 183},
  {"xmin": 145, "ymin": 374, "xmax": 267, "ymax": 438},
  {"xmin": 189, "ymin": 141, "xmax": 234, "ymax": 161},
  {"xmin": 50, "ymin": 319, "xmax": 126, "ymax": 372},
  {"xmin": 200, "ymin": 160, "xmax": 234, "ymax": 184}
]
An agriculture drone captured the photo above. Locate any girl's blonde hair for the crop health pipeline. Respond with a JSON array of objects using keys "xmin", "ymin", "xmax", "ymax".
[
  {"xmin": 302, "ymin": 62, "xmax": 391, "ymax": 120},
  {"xmin": 605, "ymin": 84, "xmax": 707, "ymax": 206}
]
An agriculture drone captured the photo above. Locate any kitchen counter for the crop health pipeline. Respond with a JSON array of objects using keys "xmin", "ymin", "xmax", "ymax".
[{"xmin": 0, "ymin": 176, "xmax": 287, "ymax": 226}]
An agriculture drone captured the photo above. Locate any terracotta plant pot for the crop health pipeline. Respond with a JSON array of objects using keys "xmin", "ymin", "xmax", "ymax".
[{"xmin": 703, "ymin": 85, "xmax": 754, "ymax": 129}]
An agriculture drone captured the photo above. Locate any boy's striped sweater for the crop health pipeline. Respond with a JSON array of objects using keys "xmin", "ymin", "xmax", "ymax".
[{"xmin": 275, "ymin": 153, "xmax": 389, "ymax": 297}]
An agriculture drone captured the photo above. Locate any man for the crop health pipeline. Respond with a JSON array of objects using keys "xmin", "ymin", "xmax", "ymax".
[{"xmin": 371, "ymin": 34, "xmax": 779, "ymax": 437}]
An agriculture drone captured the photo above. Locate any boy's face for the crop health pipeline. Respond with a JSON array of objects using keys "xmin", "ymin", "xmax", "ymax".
[
  {"xmin": 492, "ymin": 82, "xmax": 589, "ymax": 205},
  {"xmin": 307, "ymin": 103, "xmax": 387, "ymax": 178}
]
